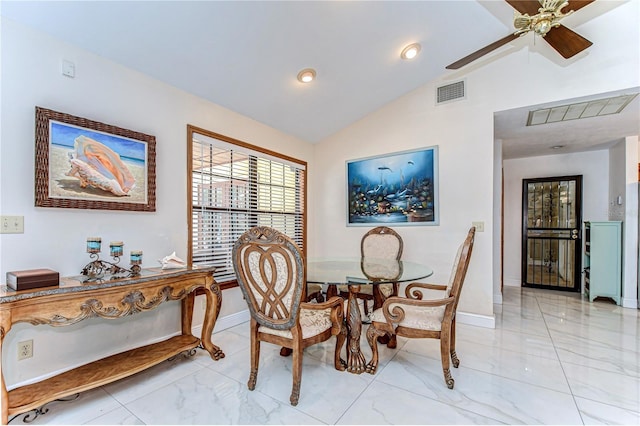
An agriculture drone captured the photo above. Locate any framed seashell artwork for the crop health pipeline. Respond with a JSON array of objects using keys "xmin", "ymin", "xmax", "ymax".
[{"xmin": 34, "ymin": 107, "xmax": 156, "ymax": 211}]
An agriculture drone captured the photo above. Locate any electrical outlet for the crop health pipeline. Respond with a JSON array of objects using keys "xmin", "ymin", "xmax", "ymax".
[
  {"xmin": 472, "ymin": 221, "xmax": 485, "ymax": 232},
  {"xmin": 1, "ymin": 216, "xmax": 24, "ymax": 234},
  {"xmin": 17, "ymin": 340, "xmax": 33, "ymax": 360}
]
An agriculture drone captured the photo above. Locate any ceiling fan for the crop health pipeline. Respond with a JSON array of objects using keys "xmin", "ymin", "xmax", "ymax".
[{"xmin": 446, "ymin": 0, "xmax": 594, "ymax": 70}]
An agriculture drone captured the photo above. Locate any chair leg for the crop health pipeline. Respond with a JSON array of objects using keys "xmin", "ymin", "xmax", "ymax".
[
  {"xmin": 450, "ymin": 318, "xmax": 460, "ymax": 368},
  {"xmin": 372, "ymin": 286, "xmax": 385, "ymax": 311},
  {"xmin": 386, "ymin": 333, "xmax": 397, "ymax": 349},
  {"xmin": 290, "ymin": 341, "xmax": 302, "ymax": 406},
  {"xmin": 326, "ymin": 284, "xmax": 338, "ymax": 299},
  {"xmin": 375, "ymin": 331, "xmax": 397, "ymax": 349},
  {"xmin": 306, "ymin": 290, "xmax": 325, "ymax": 303},
  {"xmin": 440, "ymin": 328, "xmax": 454, "ymax": 389},
  {"xmin": 365, "ymin": 323, "xmax": 386, "ymax": 374},
  {"xmin": 334, "ymin": 321, "xmax": 347, "ymax": 371},
  {"xmin": 248, "ymin": 321, "xmax": 260, "ymax": 391},
  {"xmin": 387, "ymin": 285, "xmax": 399, "ymax": 347},
  {"xmin": 373, "ymin": 286, "xmax": 396, "ymax": 348}
]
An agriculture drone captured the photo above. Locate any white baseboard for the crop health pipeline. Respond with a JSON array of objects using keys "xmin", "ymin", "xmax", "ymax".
[
  {"xmin": 622, "ymin": 297, "xmax": 639, "ymax": 309},
  {"xmin": 192, "ymin": 309, "xmax": 250, "ymax": 337},
  {"xmin": 503, "ymin": 278, "xmax": 521, "ymax": 287},
  {"xmin": 457, "ymin": 311, "xmax": 495, "ymax": 329}
]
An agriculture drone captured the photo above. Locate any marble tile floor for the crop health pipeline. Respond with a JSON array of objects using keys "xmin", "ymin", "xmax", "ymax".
[{"xmin": 10, "ymin": 286, "xmax": 640, "ymax": 425}]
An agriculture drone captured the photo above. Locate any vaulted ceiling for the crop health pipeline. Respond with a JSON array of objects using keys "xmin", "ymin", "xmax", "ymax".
[{"xmin": 2, "ymin": 1, "xmax": 638, "ymax": 158}]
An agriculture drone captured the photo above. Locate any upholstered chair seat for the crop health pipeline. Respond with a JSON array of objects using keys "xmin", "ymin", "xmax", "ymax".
[{"xmin": 260, "ymin": 307, "xmax": 334, "ymax": 339}]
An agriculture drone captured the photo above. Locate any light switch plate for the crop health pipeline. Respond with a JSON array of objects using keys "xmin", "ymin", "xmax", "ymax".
[
  {"xmin": 1, "ymin": 216, "xmax": 24, "ymax": 233},
  {"xmin": 62, "ymin": 59, "xmax": 75, "ymax": 78},
  {"xmin": 472, "ymin": 221, "xmax": 484, "ymax": 232}
]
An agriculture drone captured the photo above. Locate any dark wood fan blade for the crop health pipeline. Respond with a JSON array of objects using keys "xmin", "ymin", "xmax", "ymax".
[
  {"xmin": 505, "ymin": 0, "xmax": 595, "ymax": 15},
  {"xmin": 564, "ymin": 0, "xmax": 596, "ymax": 13},
  {"xmin": 505, "ymin": 0, "xmax": 543, "ymax": 15},
  {"xmin": 446, "ymin": 33, "xmax": 519, "ymax": 70},
  {"xmin": 544, "ymin": 24, "xmax": 593, "ymax": 58}
]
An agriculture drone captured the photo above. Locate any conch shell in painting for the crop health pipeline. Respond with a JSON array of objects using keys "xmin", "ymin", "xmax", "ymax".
[{"xmin": 66, "ymin": 135, "xmax": 136, "ymax": 196}]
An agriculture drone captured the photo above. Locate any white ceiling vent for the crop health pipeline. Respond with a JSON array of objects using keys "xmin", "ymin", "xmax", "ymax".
[
  {"xmin": 436, "ymin": 80, "xmax": 466, "ymax": 104},
  {"xmin": 526, "ymin": 94, "xmax": 638, "ymax": 126}
]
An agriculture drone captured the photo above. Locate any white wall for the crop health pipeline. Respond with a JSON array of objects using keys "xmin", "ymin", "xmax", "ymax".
[
  {"xmin": 609, "ymin": 141, "xmax": 626, "ymax": 221},
  {"xmin": 503, "ymin": 150, "xmax": 610, "ymax": 287},
  {"xmin": 622, "ymin": 136, "xmax": 639, "ymax": 307},
  {"xmin": 493, "ymin": 140, "xmax": 503, "ymax": 304},
  {"xmin": 313, "ymin": 84, "xmax": 496, "ymax": 324},
  {"xmin": 0, "ymin": 18, "xmax": 313, "ymax": 387},
  {"xmin": 608, "ymin": 137, "xmax": 639, "ymax": 308},
  {"xmin": 311, "ymin": 0, "xmax": 639, "ymax": 324}
]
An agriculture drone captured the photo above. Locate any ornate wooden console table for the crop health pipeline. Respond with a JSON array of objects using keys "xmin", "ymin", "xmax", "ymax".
[{"xmin": 0, "ymin": 266, "xmax": 224, "ymax": 424}]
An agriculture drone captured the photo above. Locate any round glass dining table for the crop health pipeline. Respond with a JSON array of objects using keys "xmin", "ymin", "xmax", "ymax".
[{"xmin": 307, "ymin": 258, "xmax": 433, "ymax": 374}]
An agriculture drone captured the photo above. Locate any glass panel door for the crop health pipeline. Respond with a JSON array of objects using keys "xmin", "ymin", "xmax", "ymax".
[{"xmin": 522, "ymin": 176, "xmax": 582, "ymax": 291}]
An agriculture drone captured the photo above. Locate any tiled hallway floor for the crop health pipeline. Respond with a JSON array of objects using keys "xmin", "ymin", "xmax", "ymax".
[{"xmin": 10, "ymin": 287, "xmax": 640, "ymax": 425}]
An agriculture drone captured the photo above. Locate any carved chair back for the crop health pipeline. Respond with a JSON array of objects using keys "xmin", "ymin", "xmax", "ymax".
[
  {"xmin": 232, "ymin": 226, "xmax": 304, "ymax": 331},
  {"xmin": 361, "ymin": 226, "xmax": 403, "ymax": 260},
  {"xmin": 356, "ymin": 226, "xmax": 404, "ymax": 328},
  {"xmin": 445, "ymin": 227, "xmax": 476, "ymax": 314}
]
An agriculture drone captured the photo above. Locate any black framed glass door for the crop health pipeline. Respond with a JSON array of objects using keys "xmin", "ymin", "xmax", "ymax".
[{"xmin": 522, "ymin": 175, "xmax": 582, "ymax": 292}]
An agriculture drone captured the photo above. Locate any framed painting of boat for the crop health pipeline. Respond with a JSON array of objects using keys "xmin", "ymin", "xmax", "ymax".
[
  {"xmin": 35, "ymin": 107, "xmax": 156, "ymax": 212},
  {"xmin": 346, "ymin": 146, "xmax": 438, "ymax": 226}
]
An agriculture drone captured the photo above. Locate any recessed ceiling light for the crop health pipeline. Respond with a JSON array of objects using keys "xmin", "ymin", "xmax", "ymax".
[
  {"xmin": 401, "ymin": 43, "xmax": 421, "ymax": 60},
  {"xmin": 551, "ymin": 145, "xmax": 565, "ymax": 149},
  {"xmin": 297, "ymin": 68, "xmax": 316, "ymax": 83}
]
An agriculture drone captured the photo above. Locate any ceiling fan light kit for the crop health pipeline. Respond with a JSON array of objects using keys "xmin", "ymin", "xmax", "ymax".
[
  {"xmin": 446, "ymin": 0, "xmax": 594, "ymax": 70},
  {"xmin": 513, "ymin": 0, "xmax": 573, "ymax": 37}
]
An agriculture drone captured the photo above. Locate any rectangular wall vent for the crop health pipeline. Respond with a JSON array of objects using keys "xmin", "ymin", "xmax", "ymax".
[
  {"xmin": 436, "ymin": 80, "xmax": 466, "ymax": 104},
  {"xmin": 526, "ymin": 93, "xmax": 638, "ymax": 126}
]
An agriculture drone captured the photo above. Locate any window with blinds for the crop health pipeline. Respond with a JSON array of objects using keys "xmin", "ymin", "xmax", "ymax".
[{"xmin": 187, "ymin": 126, "xmax": 306, "ymax": 286}]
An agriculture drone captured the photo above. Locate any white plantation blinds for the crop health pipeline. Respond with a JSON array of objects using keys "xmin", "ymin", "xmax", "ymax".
[{"xmin": 189, "ymin": 130, "xmax": 306, "ymax": 285}]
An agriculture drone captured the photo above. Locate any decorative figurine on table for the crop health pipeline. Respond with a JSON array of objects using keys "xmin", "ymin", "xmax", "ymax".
[
  {"xmin": 81, "ymin": 237, "xmax": 143, "ymax": 281},
  {"xmin": 159, "ymin": 251, "xmax": 187, "ymax": 269}
]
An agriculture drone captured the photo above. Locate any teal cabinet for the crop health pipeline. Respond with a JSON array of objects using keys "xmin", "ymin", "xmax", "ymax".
[{"xmin": 584, "ymin": 221, "xmax": 622, "ymax": 305}]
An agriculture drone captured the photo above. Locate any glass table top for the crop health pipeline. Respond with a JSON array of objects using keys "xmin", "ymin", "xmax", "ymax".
[{"xmin": 307, "ymin": 257, "xmax": 433, "ymax": 285}]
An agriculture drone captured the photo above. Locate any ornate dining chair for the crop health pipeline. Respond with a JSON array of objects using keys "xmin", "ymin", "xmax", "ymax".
[
  {"xmin": 365, "ymin": 226, "xmax": 476, "ymax": 389},
  {"xmin": 338, "ymin": 226, "xmax": 403, "ymax": 316},
  {"xmin": 232, "ymin": 226, "xmax": 347, "ymax": 406}
]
